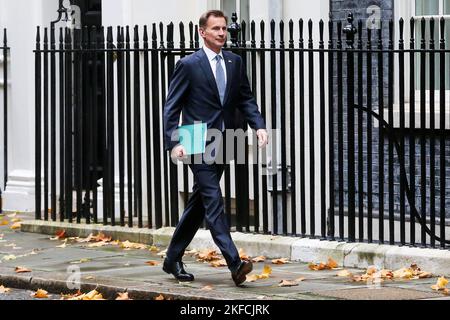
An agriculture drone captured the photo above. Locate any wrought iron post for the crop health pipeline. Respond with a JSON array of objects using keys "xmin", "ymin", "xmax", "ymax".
[
  {"xmin": 228, "ymin": 12, "xmax": 241, "ymax": 47},
  {"xmin": 343, "ymin": 12, "xmax": 357, "ymax": 241}
]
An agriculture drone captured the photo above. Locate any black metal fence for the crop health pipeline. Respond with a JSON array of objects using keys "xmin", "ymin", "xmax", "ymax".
[
  {"xmin": 34, "ymin": 13, "xmax": 450, "ymax": 249},
  {"xmin": 0, "ymin": 29, "xmax": 8, "ymax": 207}
]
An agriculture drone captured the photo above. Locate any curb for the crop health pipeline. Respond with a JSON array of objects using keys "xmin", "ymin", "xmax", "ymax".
[
  {"xmin": 21, "ymin": 221, "xmax": 450, "ymax": 276},
  {"xmin": 0, "ymin": 267, "xmax": 237, "ymax": 300}
]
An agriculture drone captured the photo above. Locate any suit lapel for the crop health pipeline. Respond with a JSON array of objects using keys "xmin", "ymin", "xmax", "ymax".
[
  {"xmin": 197, "ymin": 49, "xmax": 221, "ymax": 105},
  {"xmin": 223, "ymin": 51, "xmax": 233, "ymax": 106}
]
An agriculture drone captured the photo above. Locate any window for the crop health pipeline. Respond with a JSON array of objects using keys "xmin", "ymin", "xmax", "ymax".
[
  {"xmin": 413, "ymin": 0, "xmax": 450, "ymax": 90},
  {"xmin": 221, "ymin": 0, "xmax": 250, "ymax": 42}
]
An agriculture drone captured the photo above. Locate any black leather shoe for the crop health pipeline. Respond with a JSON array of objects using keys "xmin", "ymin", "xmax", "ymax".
[
  {"xmin": 163, "ymin": 259, "xmax": 195, "ymax": 282},
  {"xmin": 231, "ymin": 260, "xmax": 253, "ymax": 286}
]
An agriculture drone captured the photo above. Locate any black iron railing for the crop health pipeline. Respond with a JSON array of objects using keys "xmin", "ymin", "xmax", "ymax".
[{"xmin": 34, "ymin": 13, "xmax": 450, "ymax": 249}]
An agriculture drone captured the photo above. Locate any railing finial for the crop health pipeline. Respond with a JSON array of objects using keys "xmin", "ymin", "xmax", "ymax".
[
  {"xmin": 343, "ymin": 12, "xmax": 357, "ymax": 48},
  {"xmin": 228, "ymin": 12, "xmax": 241, "ymax": 48}
]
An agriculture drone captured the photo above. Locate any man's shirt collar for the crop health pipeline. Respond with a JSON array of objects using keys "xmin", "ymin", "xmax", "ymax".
[{"xmin": 203, "ymin": 46, "xmax": 224, "ymax": 62}]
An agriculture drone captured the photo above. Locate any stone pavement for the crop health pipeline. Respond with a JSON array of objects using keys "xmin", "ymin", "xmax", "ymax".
[{"xmin": 0, "ymin": 213, "xmax": 449, "ymax": 301}]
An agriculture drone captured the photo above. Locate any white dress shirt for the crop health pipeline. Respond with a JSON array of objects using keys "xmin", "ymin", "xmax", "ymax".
[{"xmin": 203, "ymin": 46, "xmax": 227, "ymax": 85}]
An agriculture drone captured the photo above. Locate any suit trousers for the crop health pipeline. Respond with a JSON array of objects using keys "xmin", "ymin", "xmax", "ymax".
[{"xmin": 165, "ymin": 134, "xmax": 241, "ymax": 273}]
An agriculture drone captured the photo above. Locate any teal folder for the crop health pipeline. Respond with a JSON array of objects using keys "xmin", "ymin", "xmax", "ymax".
[{"xmin": 178, "ymin": 122, "xmax": 208, "ymax": 155}]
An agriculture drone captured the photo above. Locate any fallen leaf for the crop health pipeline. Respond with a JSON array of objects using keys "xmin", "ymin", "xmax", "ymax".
[
  {"xmin": 11, "ymin": 218, "xmax": 22, "ymax": 223},
  {"xmin": 308, "ymin": 262, "xmax": 328, "ymax": 271},
  {"xmin": 50, "ymin": 230, "xmax": 66, "ymax": 241},
  {"xmin": 261, "ymin": 265, "xmax": 272, "ymax": 277},
  {"xmin": 15, "ymin": 267, "xmax": 32, "ymax": 273},
  {"xmin": 154, "ymin": 294, "xmax": 165, "ymax": 300},
  {"xmin": 120, "ymin": 240, "xmax": 147, "ymax": 250},
  {"xmin": 393, "ymin": 267, "xmax": 414, "ymax": 279},
  {"xmin": 366, "ymin": 266, "xmax": 378, "ymax": 275},
  {"xmin": 272, "ymin": 258, "xmax": 290, "ymax": 265},
  {"xmin": 3, "ymin": 254, "xmax": 17, "ymax": 261},
  {"xmin": 418, "ymin": 271, "xmax": 433, "ymax": 279},
  {"xmin": 84, "ymin": 276, "xmax": 95, "ymax": 280},
  {"xmin": 252, "ymin": 256, "xmax": 266, "ymax": 263},
  {"xmin": 56, "ymin": 239, "xmax": 68, "ymax": 248},
  {"xmin": 337, "ymin": 270, "xmax": 352, "ymax": 277},
  {"xmin": 76, "ymin": 233, "xmax": 94, "ymax": 243},
  {"xmin": 88, "ymin": 240, "xmax": 110, "ymax": 248},
  {"xmin": 83, "ymin": 289, "xmax": 104, "ymax": 300},
  {"xmin": 0, "ymin": 285, "xmax": 10, "ymax": 294},
  {"xmin": 239, "ymin": 248, "xmax": 250, "ymax": 261},
  {"xmin": 145, "ymin": 260, "xmax": 160, "ymax": 266},
  {"xmin": 116, "ymin": 292, "xmax": 132, "ymax": 300},
  {"xmin": 92, "ymin": 232, "xmax": 112, "ymax": 242},
  {"xmin": 200, "ymin": 285, "xmax": 214, "ymax": 291},
  {"xmin": 196, "ymin": 249, "xmax": 221, "ymax": 262},
  {"xmin": 0, "ymin": 220, "xmax": 8, "ymax": 226},
  {"xmin": 326, "ymin": 258, "xmax": 338, "ymax": 269},
  {"xmin": 149, "ymin": 246, "xmax": 159, "ymax": 252},
  {"xmin": 431, "ymin": 277, "xmax": 449, "ymax": 291},
  {"xmin": 278, "ymin": 280, "xmax": 299, "ymax": 287},
  {"xmin": 32, "ymin": 289, "xmax": 49, "ymax": 299},
  {"xmin": 61, "ymin": 290, "xmax": 83, "ymax": 300},
  {"xmin": 10, "ymin": 222, "xmax": 22, "ymax": 230},
  {"xmin": 210, "ymin": 259, "xmax": 227, "ymax": 268}
]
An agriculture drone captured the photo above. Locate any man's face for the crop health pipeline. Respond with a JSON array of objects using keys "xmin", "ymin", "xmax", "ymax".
[{"xmin": 200, "ymin": 16, "xmax": 227, "ymax": 52}]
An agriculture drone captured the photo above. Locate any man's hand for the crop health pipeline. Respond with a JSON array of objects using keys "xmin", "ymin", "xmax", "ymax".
[
  {"xmin": 256, "ymin": 129, "xmax": 268, "ymax": 148},
  {"xmin": 171, "ymin": 145, "xmax": 187, "ymax": 160}
]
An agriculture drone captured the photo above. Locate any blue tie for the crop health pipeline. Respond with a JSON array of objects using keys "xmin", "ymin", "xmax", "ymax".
[{"xmin": 215, "ymin": 55, "xmax": 226, "ymax": 105}]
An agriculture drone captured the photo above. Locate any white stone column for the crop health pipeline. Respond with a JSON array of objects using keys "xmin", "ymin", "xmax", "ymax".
[{"xmin": 2, "ymin": 0, "xmax": 59, "ymax": 212}]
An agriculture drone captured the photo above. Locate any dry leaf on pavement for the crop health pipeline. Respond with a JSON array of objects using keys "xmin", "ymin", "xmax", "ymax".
[
  {"xmin": 239, "ymin": 248, "xmax": 250, "ymax": 261},
  {"xmin": 196, "ymin": 249, "xmax": 221, "ymax": 262},
  {"xmin": 10, "ymin": 222, "xmax": 21, "ymax": 230},
  {"xmin": 3, "ymin": 254, "xmax": 17, "ymax": 261},
  {"xmin": 210, "ymin": 259, "xmax": 227, "ymax": 268},
  {"xmin": 0, "ymin": 285, "xmax": 11, "ymax": 294},
  {"xmin": 252, "ymin": 256, "xmax": 266, "ymax": 263},
  {"xmin": 116, "ymin": 292, "xmax": 132, "ymax": 300},
  {"xmin": 0, "ymin": 220, "xmax": 9, "ymax": 226},
  {"xmin": 246, "ymin": 265, "xmax": 272, "ymax": 282},
  {"xmin": 271, "ymin": 258, "xmax": 290, "ymax": 265},
  {"xmin": 327, "ymin": 258, "xmax": 339, "ymax": 269},
  {"xmin": 120, "ymin": 240, "xmax": 147, "ymax": 250},
  {"xmin": 83, "ymin": 289, "xmax": 105, "ymax": 300},
  {"xmin": 50, "ymin": 230, "xmax": 66, "ymax": 241},
  {"xmin": 201, "ymin": 285, "xmax": 214, "ymax": 291},
  {"xmin": 56, "ymin": 239, "xmax": 68, "ymax": 248},
  {"xmin": 431, "ymin": 277, "xmax": 449, "ymax": 291},
  {"xmin": 149, "ymin": 246, "xmax": 159, "ymax": 252},
  {"xmin": 145, "ymin": 260, "xmax": 160, "ymax": 266},
  {"xmin": 337, "ymin": 270, "xmax": 352, "ymax": 277},
  {"xmin": 278, "ymin": 280, "xmax": 299, "ymax": 287},
  {"xmin": 154, "ymin": 294, "xmax": 165, "ymax": 300},
  {"xmin": 15, "ymin": 267, "xmax": 32, "ymax": 273},
  {"xmin": 32, "ymin": 289, "xmax": 50, "ymax": 299}
]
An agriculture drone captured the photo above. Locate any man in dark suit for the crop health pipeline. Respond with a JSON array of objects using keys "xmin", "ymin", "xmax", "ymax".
[{"xmin": 163, "ymin": 10, "xmax": 268, "ymax": 286}]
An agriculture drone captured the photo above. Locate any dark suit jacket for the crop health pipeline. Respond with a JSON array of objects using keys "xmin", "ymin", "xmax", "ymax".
[{"xmin": 163, "ymin": 48, "xmax": 266, "ymax": 152}]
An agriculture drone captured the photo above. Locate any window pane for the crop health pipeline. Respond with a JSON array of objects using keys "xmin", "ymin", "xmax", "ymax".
[
  {"xmin": 221, "ymin": 0, "xmax": 237, "ymax": 19},
  {"xmin": 445, "ymin": 0, "xmax": 450, "ymax": 14},
  {"xmin": 416, "ymin": 0, "xmax": 439, "ymax": 15}
]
